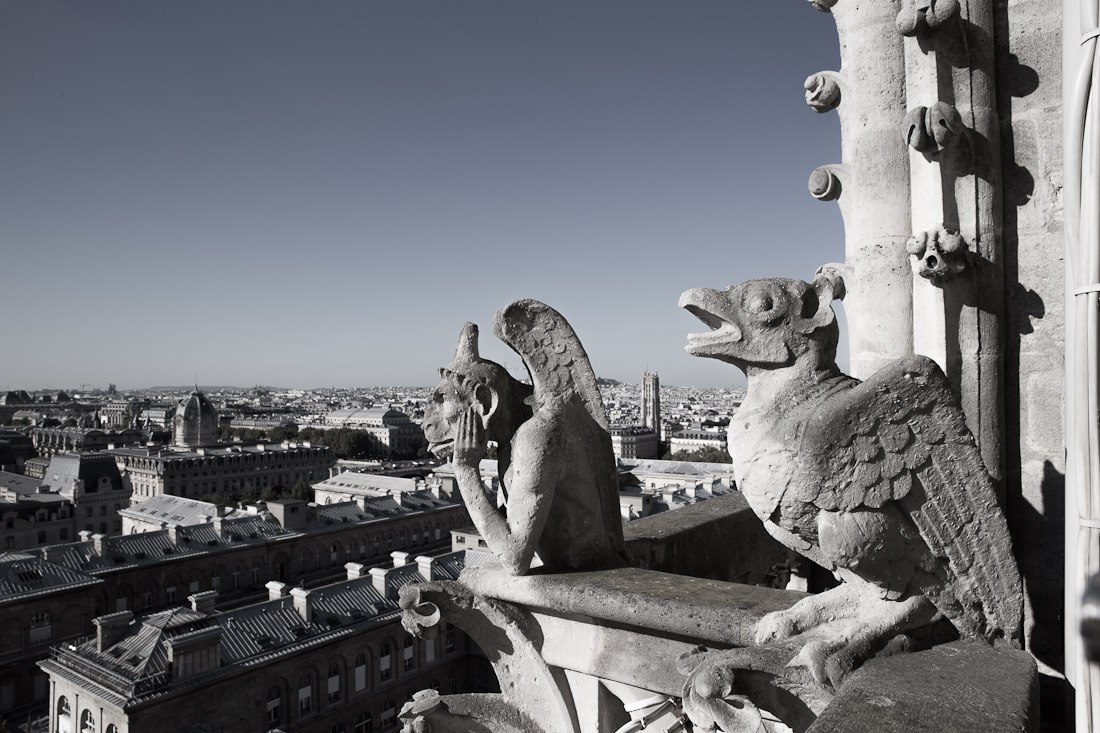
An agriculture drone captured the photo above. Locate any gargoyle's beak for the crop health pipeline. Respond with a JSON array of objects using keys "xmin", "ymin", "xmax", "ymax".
[{"xmin": 679, "ymin": 288, "xmax": 742, "ymax": 356}]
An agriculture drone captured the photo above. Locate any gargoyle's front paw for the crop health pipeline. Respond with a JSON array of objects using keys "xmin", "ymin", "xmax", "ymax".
[
  {"xmin": 684, "ymin": 694, "xmax": 764, "ymax": 733},
  {"xmin": 678, "ymin": 647, "xmax": 735, "ymax": 700},
  {"xmin": 787, "ymin": 639, "xmax": 842, "ymax": 686},
  {"xmin": 824, "ymin": 647, "xmax": 858, "ymax": 689},
  {"xmin": 754, "ymin": 609, "xmax": 799, "ymax": 645}
]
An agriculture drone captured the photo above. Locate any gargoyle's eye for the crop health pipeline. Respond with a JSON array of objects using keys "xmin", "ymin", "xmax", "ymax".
[
  {"xmin": 745, "ymin": 292, "xmax": 774, "ymax": 315},
  {"xmin": 432, "ymin": 391, "xmax": 444, "ymax": 404}
]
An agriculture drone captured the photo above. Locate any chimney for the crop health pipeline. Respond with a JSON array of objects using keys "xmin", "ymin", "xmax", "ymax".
[
  {"xmin": 369, "ymin": 567, "xmax": 389, "ymax": 597},
  {"xmin": 415, "ymin": 555, "xmax": 437, "ymax": 582},
  {"xmin": 93, "ymin": 610, "xmax": 133, "ymax": 652},
  {"xmin": 391, "ymin": 550, "xmax": 411, "ymax": 567},
  {"xmin": 166, "ymin": 523, "xmax": 181, "ymax": 544},
  {"xmin": 78, "ymin": 530, "xmax": 92, "ymax": 543},
  {"xmin": 266, "ymin": 581, "xmax": 289, "ymax": 601},
  {"xmin": 91, "ymin": 533, "xmax": 108, "ymax": 557},
  {"xmin": 290, "ymin": 587, "xmax": 312, "ymax": 622},
  {"xmin": 212, "ymin": 516, "xmax": 224, "ymax": 538},
  {"xmin": 188, "ymin": 590, "xmax": 217, "ymax": 614},
  {"xmin": 345, "ymin": 562, "xmax": 367, "ymax": 580}
]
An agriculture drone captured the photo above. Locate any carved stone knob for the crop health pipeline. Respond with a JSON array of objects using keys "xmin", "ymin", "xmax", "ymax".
[
  {"xmin": 904, "ymin": 103, "xmax": 965, "ymax": 154},
  {"xmin": 804, "ymin": 72, "xmax": 841, "ymax": 113},
  {"xmin": 907, "ymin": 228, "xmax": 969, "ymax": 283},
  {"xmin": 896, "ymin": 0, "xmax": 960, "ymax": 37},
  {"xmin": 807, "ymin": 0, "xmax": 839, "ymax": 12},
  {"xmin": 808, "ymin": 166, "xmax": 842, "ymax": 201}
]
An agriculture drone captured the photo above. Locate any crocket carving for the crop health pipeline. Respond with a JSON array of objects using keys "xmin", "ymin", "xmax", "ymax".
[{"xmin": 679, "ymin": 270, "xmax": 1022, "ymax": 687}]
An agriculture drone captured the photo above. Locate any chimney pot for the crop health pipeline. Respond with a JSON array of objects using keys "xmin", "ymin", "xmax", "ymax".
[
  {"xmin": 265, "ymin": 581, "xmax": 289, "ymax": 600},
  {"xmin": 290, "ymin": 586, "xmax": 312, "ymax": 623},
  {"xmin": 369, "ymin": 567, "xmax": 389, "ymax": 597},
  {"xmin": 345, "ymin": 562, "xmax": 367, "ymax": 580},
  {"xmin": 415, "ymin": 555, "xmax": 436, "ymax": 582},
  {"xmin": 391, "ymin": 550, "xmax": 411, "ymax": 567},
  {"xmin": 188, "ymin": 590, "xmax": 218, "ymax": 614}
]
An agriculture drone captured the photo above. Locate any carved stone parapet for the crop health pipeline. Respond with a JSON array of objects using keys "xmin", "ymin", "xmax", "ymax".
[
  {"xmin": 904, "ymin": 102, "xmax": 966, "ymax": 155},
  {"xmin": 895, "ymin": 0, "xmax": 960, "ymax": 37},
  {"xmin": 807, "ymin": 165, "xmax": 844, "ymax": 202},
  {"xmin": 906, "ymin": 228, "xmax": 969, "ymax": 283},
  {"xmin": 804, "ymin": 71, "xmax": 842, "ymax": 113}
]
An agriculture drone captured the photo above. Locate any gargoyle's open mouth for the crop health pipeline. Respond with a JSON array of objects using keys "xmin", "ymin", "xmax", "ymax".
[
  {"xmin": 679, "ymin": 290, "xmax": 742, "ymax": 354},
  {"xmin": 427, "ymin": 439, "xmax": 454, "ymax": 459}
]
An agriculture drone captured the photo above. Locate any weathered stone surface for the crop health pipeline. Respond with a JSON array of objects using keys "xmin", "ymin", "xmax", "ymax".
[
  {"xmin": 807, "ymin": 640, "xmax": 1038, "ymax": 732},
  {"xmin": 460, "ymin": 564, "xmax": 806, "ymax": 649},
  {"xmin": 423, "ymin": 300, "xmax": 625, "ymax": 575},
  {"xmin": 681, "ymin": 273, "xmax": 1023, "ymax": 687}
]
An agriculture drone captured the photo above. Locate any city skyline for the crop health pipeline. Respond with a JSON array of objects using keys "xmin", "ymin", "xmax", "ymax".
[{"xmin": 3, "ymin": 2, "xmax": 846, "ymax": 389}]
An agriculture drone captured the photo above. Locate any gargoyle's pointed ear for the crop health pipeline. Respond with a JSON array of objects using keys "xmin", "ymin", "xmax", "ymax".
[{"xmin": 796, "ymin": 264, "xmax": 845, "ymax": 334}]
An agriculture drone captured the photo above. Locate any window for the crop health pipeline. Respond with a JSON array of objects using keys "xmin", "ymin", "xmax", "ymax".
[
  {"xmin": 354, "ymin": 652, "xmax": 368, "ymax": 691},
  {"xmin": 331, "ymin": 725, "xmax": 346, "ymax": 733},
  {"xmin": 252, "ymin": 563, "xmax": 261, "ymax": 585},
  {"xmin": 354, "ymin": 712, "xmax": 373, "ymax": 733},
  {"xmin": 166, "ymin": 585, "xmax": 177, "ymax": 603},
  {"xmin": 140, "ymin": 591, "xmax": 152, "ymax": 610},
  {"xmin": 379, "ymin": 644, "xmax": 392, "ymax": 681},
  {"xmin": 445, "ymin": 623, "xmax": 455, "ymax": 652},
  {"xmin": 211, "ymin": 573, "xmax": 221, "ymax": 591},
  {"xmin": 403, "ymin": 637, "xmax": 415, "ymax": 671},
  {"xmin": 424, "ymin": 637, "xmax": 437, "ymax": 663},
  {"xmin": 57, "ymin": 695, "xmax": 71, "ymax": 718},
  {"xmin": 4, "ymin": 537, "xmax": 13, "ymax": 550},
  {"xmin": 80, "ymin": 709, "xmax": 96, "ymax": 733},
  {"xmin": 327, "ymin": 663, "xmax": 341, "ymax": 703},
  {"xmin": 106, "ymin": 726, "xmax": 118, "ymax": 733},
  {"xmin": 29, "ymin": 611, "xmax": 53, "ymax": 644},
  {"xmin": 60, "ymin": 528, "xmax": 69, "ymax": 541},
  {"xmin": 380, "ymin": 701, "xmax": 396, "ymax": 730},
  {"xmin": 298, "ymin": 673, "xmax": 313, "ymax": 716},
  {"xmin": 37, "ymin": 530, "xmax": 47, "ymax": 544},
  {"xmin": 266, "ymin": 685, "xmax": 282, "ymax": 725},
  {"xmin": 100, "ymin": 505, "xmax": 107, "ymax": 516},
  {"xmin": 330, "ymin": 544, "xmax": 338, "ymax": 563},
  {"xmin": 231, "ymin": 571, "xmax": 240, "ymax": 590},
  {"xmin": 189, "ymin": 578, "xmax": 200, "ymax": 594}
]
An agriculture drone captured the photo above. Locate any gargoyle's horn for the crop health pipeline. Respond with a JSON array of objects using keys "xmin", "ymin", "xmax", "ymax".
[{"xmin": 453, "ymin": 322, "xmax": 481, "ymax": 364}]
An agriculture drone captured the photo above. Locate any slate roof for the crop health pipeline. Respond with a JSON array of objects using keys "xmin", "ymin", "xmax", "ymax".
[
  {"xmin": 312, "ymin": 471, "xmax": 419, "ymax": 496},
  {"xmin": 42, "ymin": 453, "xmax": 124, "ymax": 493},
  {"xmin": 0, "ymin": 552, "xmax": 100, "ymax": 603},
  {"xmin": 0, "ymin": 471, "xmax": 45, "ymax": 495},
  {"xmin": 43, "ymin": 550, "xmax": 467, "ymax": 704},
  {"xmin": 119, "ymin": 495, "xmax": 222, "ymax": 527}
]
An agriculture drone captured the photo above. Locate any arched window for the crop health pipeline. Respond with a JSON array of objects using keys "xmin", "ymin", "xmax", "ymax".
[
  {"xmin": 330, "ymin": 543, "xmax": 338, "ymax": 564},
  {"xmin": 330, "ymin": 725, "xmax": 346, "ymax": 733},
  {"xmin": 379, "ymin": 643, "xmax": 392, "ymax": 681},
  {"xmin": 80, "ymin": 709, "xmax": 96, "ymax": 733},
  {"xmin": 105, "ymin": 726, "xmax": 118, "ymax": 733},
  {"xmin": 403, "ymin": 636, "xmax": 416, "ymax": 671},
  {"xmin": 326, "ymin": 662, "xmax": 341, "ymax": 703},
  {"xmin": 354, "ymin": 711, "xmax": 373, "ymax": 733},
  {"xmin": 29, "ymin": 611, "xmax": 53, "ymax": 644},
  {"xmin": 424, "ymin": 635, "xmax": 437, "ymax": 664},
  {"xmin": 354, "ymin": 652, "xmax": 368, "ymax": 692},
  {"xmin": 266, "ymin": 685, "xmax": 282, "ymax": 725},
  {"xmin": 380, "ymin": 701, "xmax": 396, "ymax": 730},
  {"xmin": 445, "ymin": 623, "xmax": 456, "ymax": 652},
  {"xmin": 297, "ymin": 673, "xmax": 313, "ymax": 716}
]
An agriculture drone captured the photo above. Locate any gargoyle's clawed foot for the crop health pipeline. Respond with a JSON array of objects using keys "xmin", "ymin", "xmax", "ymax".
[
  {"xmin": 754, "ymin": 584, "xmax": 862, "ymax": 645},
  {"xmin": 754, "ymin": 609, "xmax": 800, "ymax": 644}
]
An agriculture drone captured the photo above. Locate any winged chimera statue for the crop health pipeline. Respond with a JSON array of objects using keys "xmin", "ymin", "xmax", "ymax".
[
  {"xmin": 423, "ymin": 298, "xmax": 627, "ymax": 575},
  {"xmin": 679, "ymin": 270, "xmax": 1022, "ymax": 689}
]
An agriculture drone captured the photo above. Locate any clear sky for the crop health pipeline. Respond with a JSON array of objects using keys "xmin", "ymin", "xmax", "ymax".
[{"xmin": 2, "ymin": 1, "xmax": 845, "ymax": 389}]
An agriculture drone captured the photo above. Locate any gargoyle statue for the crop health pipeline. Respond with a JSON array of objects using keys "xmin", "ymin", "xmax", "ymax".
[
  {"xmin": 424, "ymin": 299, "xmax": 626, "ymax": 575},
  {"xmin": 679, "ymin": 270, "xmax": 1022, "ymax": 687}
]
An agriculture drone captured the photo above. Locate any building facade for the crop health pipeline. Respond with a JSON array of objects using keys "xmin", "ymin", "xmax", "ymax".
[
  {"xmin": 608, "ymin": 427, "xmax": 660, "ymax": 460},
  {"xmin": 39, "ymin": 550, "xmax": 481, "ymax": 733},
  {"xmin": 110, "ymin": 442, "xmax": 335, "ymax": 504}
]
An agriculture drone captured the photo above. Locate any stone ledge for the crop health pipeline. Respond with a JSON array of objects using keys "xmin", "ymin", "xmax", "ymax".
[{"xmin": 459, "ymin": 564, "xmax": 805, "ymax": 647}]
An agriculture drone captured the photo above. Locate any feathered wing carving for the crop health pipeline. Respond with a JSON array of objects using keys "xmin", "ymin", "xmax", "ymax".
[
  {"xmin": 493, "ymin": 299, "xmax": 609, "ymax": 431},
  {"xmin": 796, "ymin": 355, "xmax": 1022, "ymax": 645}
]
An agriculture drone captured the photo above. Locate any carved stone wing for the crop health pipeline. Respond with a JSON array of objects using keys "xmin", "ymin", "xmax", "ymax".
[
  {"xmin": 492, "ymin": 299, "xmax": 609, "ymax": 430},
  {"xmin": 796, "ymin": 355, "xmax": 1022, "ymax": 644}
]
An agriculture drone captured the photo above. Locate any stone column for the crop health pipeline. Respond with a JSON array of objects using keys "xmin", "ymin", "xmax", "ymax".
[{"xmin": 808, "ymin": 0, "xmax": 915, "ymax": 380}]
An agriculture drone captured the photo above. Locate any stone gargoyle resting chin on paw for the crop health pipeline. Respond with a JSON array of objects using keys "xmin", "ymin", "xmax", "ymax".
[
  {"xmin": 423, "ymin": 299, "xmax": 626, "ymax": 575},
  {"xmin": 677, "ymin": 268, "xmax": 1022, "ymax": 696}
]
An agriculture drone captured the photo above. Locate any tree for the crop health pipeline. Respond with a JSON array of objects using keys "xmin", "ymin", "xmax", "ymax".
[{"xmin": 661, "ymin": 446, "xmax": 732, "ymax": 464}]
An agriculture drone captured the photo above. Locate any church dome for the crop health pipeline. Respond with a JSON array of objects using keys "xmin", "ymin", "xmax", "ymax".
[{"xmin": 173, "ymin": 391, "xmax": 218, "ymax": 448}]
